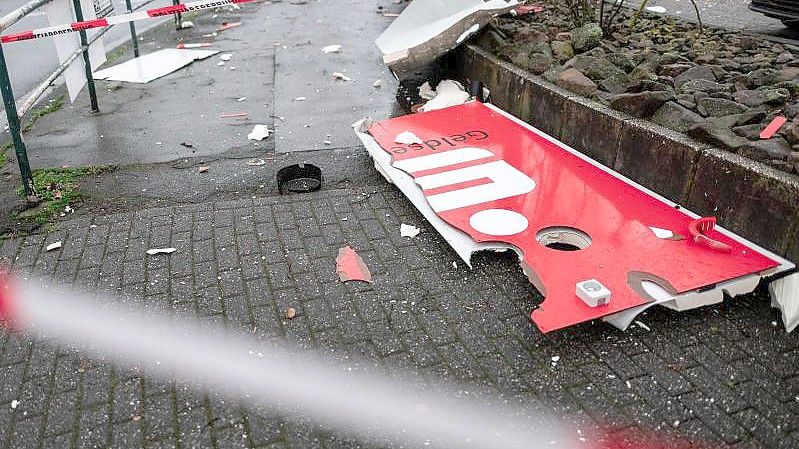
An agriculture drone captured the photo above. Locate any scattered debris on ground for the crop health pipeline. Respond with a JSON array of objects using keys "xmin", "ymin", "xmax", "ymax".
[
  {"xmin": 247, "ymin": 125, "xmax": 272, "ymax": 141},
  {"xmin": 146, "ymin": 248, "xmax": 177, "ymax": 256},
  {"xmin": 400, "ymin": 223, "xmax": 421, "ymax": 238}
]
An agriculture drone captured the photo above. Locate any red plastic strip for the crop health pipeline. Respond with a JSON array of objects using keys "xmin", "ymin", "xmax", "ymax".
[
  {"xmin": 1, "ymin": 31, "xmax": 35, "ymax": 43},
  {"xmin": 760, "ymin": 116, "xmax": 788, "ymax": 139},
  {"xmin": 148, "ymin": 5, "xmax": 187, "ymax": 17},
  {"xmin": 71, "ymin": 18, "xmax": 109, "ymax": 31}
]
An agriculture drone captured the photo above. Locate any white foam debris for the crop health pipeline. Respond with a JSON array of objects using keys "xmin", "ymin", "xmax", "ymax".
[
  {"xmin": 394, "ymin": 131, "xmax": 423, "ymax": 145},
  {"xmin": 400, "ymin": 224, "xmax": 421, "ymax": 238}
]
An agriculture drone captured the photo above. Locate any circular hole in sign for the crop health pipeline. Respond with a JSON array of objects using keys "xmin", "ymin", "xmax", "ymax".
[
  {"xmin": 469, "ymin": 209, "xmax": 529, "ymax": 236},
  {"xmin": 536, "ymin": 226, "xmax": 592, "ymax": 251},
  {"xmin": 277, "ymin": 164, "xmax": 322, "ymax": 194}
]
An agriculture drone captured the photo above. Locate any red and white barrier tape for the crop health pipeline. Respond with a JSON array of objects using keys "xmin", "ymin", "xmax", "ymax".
[{"xmin": 1, "ymin": 0, "xmax": 255, "ymax": 44}]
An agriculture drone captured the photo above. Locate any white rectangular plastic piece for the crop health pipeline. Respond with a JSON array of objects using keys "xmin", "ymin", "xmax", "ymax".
[
  {"xmin": 576, "ymin": 280, "xmax": 611, "ymax": 308},
  {"xmin": 93, "ymin": 49, "xmax": 219, "ymax": 84}
]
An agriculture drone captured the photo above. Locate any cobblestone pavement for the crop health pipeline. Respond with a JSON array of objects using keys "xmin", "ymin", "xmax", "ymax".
[{"xmin": 0, "ymin": 150, "xmax": 798, "ymax": 448}]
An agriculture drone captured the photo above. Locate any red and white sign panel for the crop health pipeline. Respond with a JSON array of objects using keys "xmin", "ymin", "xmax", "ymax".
[{"xmin": 365, "ymin": 101, "xmax": 781, "ymax": 333}]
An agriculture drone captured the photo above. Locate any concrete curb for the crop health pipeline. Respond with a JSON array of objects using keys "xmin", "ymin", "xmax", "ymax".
[{"xmin": 452, "ymin": 44, "xmax": 799, "ymax": 261}]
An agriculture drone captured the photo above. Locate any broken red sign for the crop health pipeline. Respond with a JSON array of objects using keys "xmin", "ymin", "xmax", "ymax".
[
  {"xmin": 366, "ymin": 101, "xmax": 780, "ymax": 333},
  {"xmin": 336, "ymin": 246, "xmax": 373, "ymax": 283}
]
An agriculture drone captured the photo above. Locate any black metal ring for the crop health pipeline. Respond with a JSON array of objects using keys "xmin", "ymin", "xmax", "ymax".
[{"xmin": 276, "ymin": 164, "xmax": 322, "ymax": 194}]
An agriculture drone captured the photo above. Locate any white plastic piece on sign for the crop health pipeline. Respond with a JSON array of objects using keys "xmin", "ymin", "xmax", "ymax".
[
  {"xmin": 93, "ymin": 49, "xmax": 219, "ymax": 83},
  {"xmin": 576, "ymin": 280, "xmax": 612, "ymax": 307},
  {"xmin": 469, "ymin": 209, "xmax": 528, "ymax": 236},
  {"xmin": 649, "ymin": 226, "xmax": 675, "ymax": 239},
  {"xmin": 411, "ymin": 159, "xmax": 536, "ymax": 212},
  {"xmin": 394, "ymin": 131, "xmax": 424, "ymax": 145}
]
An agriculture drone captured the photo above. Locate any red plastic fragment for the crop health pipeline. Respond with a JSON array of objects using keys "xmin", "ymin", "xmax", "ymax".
[
  {"xmin": 217, "ymin": 22, "xmax": 242, "ymax": 32},
  {"xmin": 336, "ymin": 247, "xmax": 373, "ymax": 283},
  {"xmin": 689, "ymin": 217, "xmax": 732, "ymax": 253},
  {"xmin": 513, "ymin": 4, "xmax": 545, "ymax": 15},
  {"xmin": 760, "ymin": 116, "xmax": 787, "ymax": 139}
]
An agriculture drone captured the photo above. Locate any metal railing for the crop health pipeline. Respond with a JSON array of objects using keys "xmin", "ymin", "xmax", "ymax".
[{"xmin": 0, "ymin": 0, "xmax": 164, "ymax": 201}]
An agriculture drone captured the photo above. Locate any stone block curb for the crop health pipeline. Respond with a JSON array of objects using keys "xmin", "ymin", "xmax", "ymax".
[{"xmin": 452, "ymin": 44, "xmax": 799, "ymax": 260}]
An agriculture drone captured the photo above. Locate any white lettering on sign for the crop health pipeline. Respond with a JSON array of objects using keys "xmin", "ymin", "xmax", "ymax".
[{"xmin": 392, "ymin": 147, "xmax": 536, "ymax": 214}]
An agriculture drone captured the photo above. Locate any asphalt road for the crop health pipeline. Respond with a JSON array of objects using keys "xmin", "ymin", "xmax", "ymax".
[
  {"xmin": 0, "ymin": 0, "xmax": 174, "ymax": 101},
  {"xmin": 627, "ymin": 0, "xmax": 799, "ymax": 39}
]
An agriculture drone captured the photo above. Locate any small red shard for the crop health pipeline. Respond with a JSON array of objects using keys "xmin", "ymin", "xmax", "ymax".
[
  {"xmin": 217, "ymin": 22, "xmax": 242, "ymax": 32},
  {"xmin": 513, "ymin": 5, "xmax": 544, "ymax": 15},
  {"xmin": 336, "ymin": 247, "xmax": 373, "ymax": 283},
  {"xmin": 760, "ymin": 116, "xmax": 787, "ymax": 139}
]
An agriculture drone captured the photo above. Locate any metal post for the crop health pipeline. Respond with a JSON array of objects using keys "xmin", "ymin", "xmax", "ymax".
[
  {"xmin": 173, "ymin": 0, "xmax": 182, "ymax": 30},
  {"xmin": 72, "ymin": 0, "xmax": 99, "ymax": 113},
  {"xmin": 125, "ymin": 0, "xmax": 140, "ymax": 57},
  {"xmin": 0, "ymin": 43, "xmax": 36, "ymax": 201}
]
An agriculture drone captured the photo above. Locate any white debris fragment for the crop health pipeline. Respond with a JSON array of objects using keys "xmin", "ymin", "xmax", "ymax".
[
  {"xmin": 64, "ymin": 205, "xmax": 74, "ymax": 214},
  {"xmin": 420, "ymin": 80, "xmax": 471, "ymax": 112},
  {"xmin": 373, "ymin": 79, "xmax": 383, "ymax": 88},
  {"xmin": 550, "ymin": 356, "xmax": 560, "ymax": 366},
  {"xmin": 419, "ymin": 82, "xmax": 437, "ymax": 100},
  {"xmin": 634, "ymin": 320, "xmax": 651, "ymax": 331},
  {"xmin": 400, "ymin": 224, "xmax": 421, "ymax": 238},
  {"xmin": 294, "ymin": 96, "xmax": 307, "ymax": 102},
  {"xmin": 646, "ymin": 5, "xmax": 668, "ymax": 13},
  {"xmin": 321, "ymin": 44, "xmax": 342, "ymax": 53},
  {"xmin": 46, "ymin": 241, "xmax": 62, "ymax": 252},
  {"xmin": 332, "ymin": 72, "xmax": 352, "ymax": 81},
  {"xmin": 217, "ymin": 61, "xmax": 226, "ymax": 66},
  {"xmin": 456, "ymin": 23, "xmax": 481, "ymax": 44},
  {"xmin": 394, "ymin": 131, "xmax": 423, "ymax": 145},
  {"xmin": 146, "ymin": 248, "xmax": 177, "ymax": 256},
  {"xmin": 10, "ymin": 400, "xmax": 19, "ymax": 409},
  {"xmin": 625, "ymin": 380, "xmax": 632, "ymax": 389},
  {"xmin": 452, "ymin": 261, "xmax": 457, "ymax": 269},
  {"xmin": 220, "ymin": 53, "xmax": 233, "ymax": 61},
  {"xmin": 180, "ymin": 21, "xmax": 195, "ymax": 29},
  {"xmin": 649, "ymin": 226, "xmax": 675, "ymax": 239},
  {"xmin": 247, "ymin": 158, "xmax": 267, "ymax": 166},
  {"xmin": 247, "ymin": 125, "xmax": 272, "ymax": 141}
]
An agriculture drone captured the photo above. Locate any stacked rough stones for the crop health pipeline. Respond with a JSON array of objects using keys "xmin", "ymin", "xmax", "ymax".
[{"xmin": 478, "ymin": 4, "xmax": 799, "ymax": 174}]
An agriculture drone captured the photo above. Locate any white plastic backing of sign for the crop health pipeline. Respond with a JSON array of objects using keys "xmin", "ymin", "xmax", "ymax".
[
  {"xmin": 46, "ymin": 0, "xmax": 107, "ymax": 102},
  {"xmin": 92, "ymin": 49, "xmax": 220, "ymax": 84}
]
